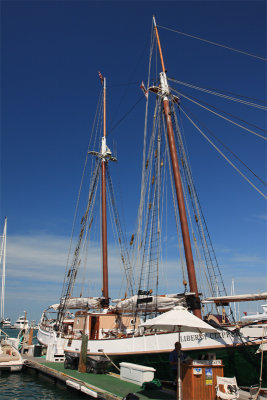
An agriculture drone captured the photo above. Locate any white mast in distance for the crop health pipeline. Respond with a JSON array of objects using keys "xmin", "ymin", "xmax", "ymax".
[{"xmin": 0, "ymin": 217, "xmax": 7, "ymax": 322}]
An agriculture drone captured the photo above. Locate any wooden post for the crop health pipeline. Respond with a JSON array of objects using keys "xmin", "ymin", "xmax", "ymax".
[
  {"xmin": 78, "ymin": 311, "xmax": 88, "ymax": 373},
  {"xmin": 28, "ymin": 327, "xmax": 34, "ymax": 345},
  {"xmin": 78, "ymin": 333, "xmax": 88, "ymax": 373}
]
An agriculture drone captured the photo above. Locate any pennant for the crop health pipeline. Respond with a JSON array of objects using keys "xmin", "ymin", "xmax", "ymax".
[
  {"xmin": 140, "ymin": 81, "xmax": 148, "ymax": 100},
  {"xmin": 98, "ymin": 71, "xmax": 104, "ymax": 85}
]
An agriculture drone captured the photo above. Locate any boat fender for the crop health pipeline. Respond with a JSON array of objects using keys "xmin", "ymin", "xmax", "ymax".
[
  {"xmin": 18, "ymin": 336, "xmax": 24, "ymax": 351},
  {"xmin": 122, "ymin": 394, "xmax": 139, "ymax": 400},
  {"xmin": 80, "ymin": 386, "xmax": 98, "ymax": 398},
  {"xmin": 141, "ymin": 379, "xmax": 162, "ymax": 390},
  {"xmin": 66, "ymin": 380, "xmax": 80, "ymax": 390}
]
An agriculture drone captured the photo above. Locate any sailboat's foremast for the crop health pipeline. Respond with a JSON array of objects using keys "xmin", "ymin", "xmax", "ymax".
[
  {"xmin": 101, "ymin": 77, "xmax": 109, "ymax": 307},
  {"xmin": 153, "ymin": 17, "xmax": 202, "ymax": 318}
]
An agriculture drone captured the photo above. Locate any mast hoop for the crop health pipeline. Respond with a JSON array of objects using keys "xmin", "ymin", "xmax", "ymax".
[
  {"xmin": 88, "ymin": 151, "xmax": 117, "ymax": 163},
  {"xmin": 148, "ymin": 86, "xmax": 180, "ymax": 105}
]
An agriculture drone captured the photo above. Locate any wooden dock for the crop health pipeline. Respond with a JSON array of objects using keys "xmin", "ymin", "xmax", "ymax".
[
  {"xmin": 23, "ymin": 356, "xmax": 177, "ymax": 399},
  {"xmin": 22, "ymin": 356, "xmax": 265, "ymax": 399}
]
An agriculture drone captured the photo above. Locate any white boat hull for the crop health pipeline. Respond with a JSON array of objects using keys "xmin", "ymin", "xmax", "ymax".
[
  {"xmin": 13, "ymin": 322, "xmax": 29, "ymax": 330},
  {"xmin": 38, "ymin": 323, "xmax": 266, "ymax": 356},
  {"xmin": 0, "ymin": 341, "xmax": 24, "ymax": 372},
  {"xmin": 0, "ymin": 361, "xmax": 23, "ymax": 372}
]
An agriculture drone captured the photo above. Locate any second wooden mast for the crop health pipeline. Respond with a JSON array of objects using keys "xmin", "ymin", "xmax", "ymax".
[
  {"xmin": 153, "ymin": 17, "xmax": 202, "ymax": 318},
  {"xmin": 101, "ymin": 76, "xmax": 109, "ymax": 307}
]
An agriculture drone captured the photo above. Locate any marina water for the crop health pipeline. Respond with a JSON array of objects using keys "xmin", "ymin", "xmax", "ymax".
[
  {"xmin": 0, "ymin": 329, "xmax": 87, "ymax": 399},
  {"xmin": 0, "ymin": 372, "xmax": 87, "ymax": 399}
]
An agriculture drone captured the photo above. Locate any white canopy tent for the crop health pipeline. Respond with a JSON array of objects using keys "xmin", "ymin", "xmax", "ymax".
[{"xmin": 140, "ymin": 306, "xmax": 218, "ymax": 400}]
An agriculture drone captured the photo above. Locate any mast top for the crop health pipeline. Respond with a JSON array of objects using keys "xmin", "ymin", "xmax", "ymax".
[{"xmin": 153, "ymin": 16, "xmax": 166, "ymax": 73}]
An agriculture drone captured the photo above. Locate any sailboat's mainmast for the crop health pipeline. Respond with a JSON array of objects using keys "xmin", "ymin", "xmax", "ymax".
[
  {"xmin": 153, "ymin": 17, "xmax": 201, "ymax": 318},
  {"xmin": 101, "ymin": 77, "xmax": 109, "ymax": 307}
]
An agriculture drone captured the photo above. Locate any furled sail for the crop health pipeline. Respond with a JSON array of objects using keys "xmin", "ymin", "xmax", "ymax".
[
  {"xmin": 202, "ymin": 292, "xmax": 267, "ymax": 304},
  {"xmin": 110, "ymin": 294, "xmax": 186, "ymax": 312},
  {"xmin": 50, "ymin": 297, "xmax": 103, "ymax": 310}
]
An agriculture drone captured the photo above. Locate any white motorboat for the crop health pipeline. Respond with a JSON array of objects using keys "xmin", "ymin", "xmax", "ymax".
[
  {"xmin": 1, "ymin": 318, "xmax": 12, "ymax": 329},
  {"xmin": 14, "ymin": 315, "xmax": 29, "ymax": 330},
  {"xmin": 241, "ymin": 304, "xmax": 267, "ymax": 322},
  {"xmin": 0, "ymin": 339, "xmax": 24, "ymax": 372}
]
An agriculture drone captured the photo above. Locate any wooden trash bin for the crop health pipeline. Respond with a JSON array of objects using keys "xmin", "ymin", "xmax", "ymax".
[{"xmin": 182, "ymin": 359, "xmax": 224, "ymax": 400}]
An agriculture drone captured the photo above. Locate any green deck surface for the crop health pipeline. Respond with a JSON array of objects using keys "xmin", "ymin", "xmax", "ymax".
[{"xmin": 41, "ymin": 361, "xmax": 176, "ymax": 399}]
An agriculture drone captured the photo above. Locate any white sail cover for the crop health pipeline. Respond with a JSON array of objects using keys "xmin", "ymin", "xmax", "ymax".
[
  {"xmin": 50, "ymin": 297, "xmax": 102, "ymax": 310},
  {"xmin": 49, "ymin": 294, "xmax": 186, "ymax": 312},
  {"xmin": 110, "ymin": 295, "xmax": 185, "ymax": 312},
  {"xmin": 203, "ymin": 292, "xmax": 267, "ymax": 303}
]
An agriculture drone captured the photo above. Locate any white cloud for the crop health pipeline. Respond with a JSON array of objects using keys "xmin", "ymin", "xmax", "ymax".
[
  {"xmin": 251, "ymin": 214, "xmax": 267, "ymax": 222},
  {"xmin": 2, "ymin": 233, "xmax": 266, "ymax": 324},
  {"xmin": 231, "ymin": 254, "xmax": 266, "ymax": 264},
  {"xmin": 3, "ymin": 233, "xmax": 127, "ymax": 322}
]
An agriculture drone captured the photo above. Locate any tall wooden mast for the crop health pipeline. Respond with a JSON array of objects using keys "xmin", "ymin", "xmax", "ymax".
[
  {"xmin": 101, "ymin": 76, "xmax": 109, "ymax": 307},
  {"xmin": 153, "ymin": 17, "xmax": 202, "ymax": 318}
]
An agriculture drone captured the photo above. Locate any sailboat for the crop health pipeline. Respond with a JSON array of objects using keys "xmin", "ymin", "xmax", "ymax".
[{"xmin": 37, "ymin": 18, "xmax": 267, "ymax": 387}]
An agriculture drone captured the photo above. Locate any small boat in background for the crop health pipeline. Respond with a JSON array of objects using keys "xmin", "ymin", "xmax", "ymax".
[
  {"xmin": 1, "ymin": 318, "xmax": 12, "ymax": 329},
  {"xmin": 241, "ymin": 304, "xmax": 267, "ymax": 322},
  {"xmin": 0, "ymin": 331, "xmax": 24, "ymax": 372},
  {"xmin": 14, "ymin": 313, "xmax": 29, "ymax": 330}
]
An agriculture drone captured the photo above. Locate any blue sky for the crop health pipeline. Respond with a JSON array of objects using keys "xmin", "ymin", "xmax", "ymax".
[{"xmin": 1, "ymin": 1, "xmax": 266, "ymax": 323}]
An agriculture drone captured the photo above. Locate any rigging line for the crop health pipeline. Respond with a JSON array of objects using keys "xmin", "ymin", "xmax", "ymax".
[
  {"xmin": 168, "ymin": 78, "xmax": 267, "ymax": 112},
  {"xmin": 181, "ymin": 104, "xmax": 267, "ymax": 187},
  {"xmin": 137, "ymin": 107, "xmax": 159, "ymax": 294},
  {"xmin": 160, "ymin": 145, "xmax": 170, "ymax": 292},
  {"xmin": 106, "ymin": 166, "xmax": 135, "ymax": 296},
  {"xmin": 172, "ymin": 87, "xmax": 267, "ymax": 140},
  {"xmin": 174, "ymin": 111, "xmax": 217, "ymax": 300},
  {"xmin": 64, "ymin": 90, "xmax": 103, "ymax": 282},
  {"xmin": 162, "ymin": 117, "xmax": 187, "ymax": 281},
  {"xmin": 173, "ymin": 83, "xmax": 267, "ymax": 132},
  {"xmin": 134, "ymin": 26, "xmax": 155, "ymax": 274},
  {"xmin": 176, "ymin": 91, "xmax": 267, "ymax": 134},
  {"xmin": 109, "ymin": 41, "xmax": 149, "ymax": 128},
  {"xmin": 114, "ymin": 161, "xmax": 135, "ymax": 291},
  {"xmin": 80, "ymin": 173, "xmax": 100, "ymax": 296},
  {"xmin": 107, "ymin": 81, "xmax": 140, "ymax": 88},
  {"xmin": 169, "ymin": 77, "xmax": 267, "ymax": 104},
  {"xmin": 108, "ymin": 95, "xmax": 145, "ymax": 136},
  {"xmin": 157, "ymin": 25, "xmax": 267, "ymax": 61},
  {"xmin": 57, "ymin": 160, "xmax": 102, "ymax": 326},
  {"xmin": 172, "ymin": 103, "xmax": 224, "ymax": 296},
  {"xmin": 180, "ymin": 107, "xmax": 267, "ymax": 200},
  {"xmin": 135, "ymin": 103, "xmax": 160, "ymax": 287},
  {"xmin": 106, "ymin": 178, "xmax": 125, "ymax": 288}
]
